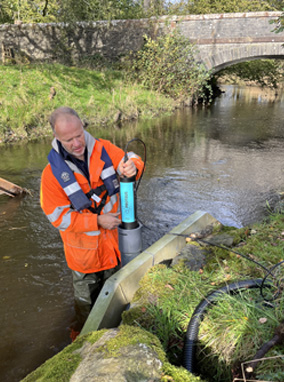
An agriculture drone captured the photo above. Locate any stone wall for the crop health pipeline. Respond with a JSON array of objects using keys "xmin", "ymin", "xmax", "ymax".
[{"xmin": 0, "ymin": 19, "xmax": 160, "ymax": 63}]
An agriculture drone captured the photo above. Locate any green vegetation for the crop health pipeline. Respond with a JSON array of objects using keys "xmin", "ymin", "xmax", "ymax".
[
  {"xmin": 122, "ymin": 210, "xmax": 284, "ymax": 381},
  {"xmin": 124, "ymin": 30, "xmax": 212, "ymax": 101},
  {"xmin": 0, "ymin": 62, "xmax": 177, "ymax": 143},
  {"xmin": 269, "ymin": 6, "xmax": 284, "ymax": 34},
  {"xmin": 0, "ymin": 0, "xmax": 144, "ymax": 24},
  {"xmin": 175, "ymin": 0, "xmax": 279, "ymax": 15},
  {"xmin": 0, "ymin": 28, "xmax": 212, "ymax": 144}
]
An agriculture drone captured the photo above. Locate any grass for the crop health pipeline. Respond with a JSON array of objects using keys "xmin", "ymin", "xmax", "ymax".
[
  {"xmin": 122, "ymin": 210, "xmax": 284, "ymax": 381},
  {"xmin": 0, "ymin": 62, "xmax": 175, "ymax": 143}
]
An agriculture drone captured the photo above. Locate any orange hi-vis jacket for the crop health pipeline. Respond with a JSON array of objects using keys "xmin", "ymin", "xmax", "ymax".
[{"xmin": 40, "ymin": 131, "xmax": 144, "ymax": 273}]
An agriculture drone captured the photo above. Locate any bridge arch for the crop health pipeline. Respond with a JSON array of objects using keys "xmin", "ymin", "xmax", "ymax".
[{"xmin": 199, "ymin": 43, "xmax": 284, "ymax": 73}]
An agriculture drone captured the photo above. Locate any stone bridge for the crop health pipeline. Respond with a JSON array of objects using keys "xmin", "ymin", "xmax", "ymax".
[
  {"xmin": 172, "ymin": 12, "xmax": 284, "ymax": 73},
  {"xmin": 0, "ymin": 12, "xmax": 284, "ymax": 73}
]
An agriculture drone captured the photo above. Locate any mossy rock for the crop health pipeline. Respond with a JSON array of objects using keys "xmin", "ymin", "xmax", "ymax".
[
  {"xmin": 21, "ymin": 325, "xmax": 202, "ymax": 382},
  {"xmin": 171, "ymin": 244, "xmax": 209, "ymax": 271}
]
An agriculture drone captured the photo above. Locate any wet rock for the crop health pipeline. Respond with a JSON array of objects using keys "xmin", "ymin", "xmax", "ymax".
[
  {"xmin": 201, "ymin": 233, "xmax": 234, "ymax": 248},
  {"xmin": 171, "ymin": 229, "xmax": 234, "ymax": 271},
  {"xmin": 188, "ymin": 225, "xmax": 215, "ymax": 239},
  {"xmin": 171, "ymin": 244, "xmax": 208, "ymax": 271}
]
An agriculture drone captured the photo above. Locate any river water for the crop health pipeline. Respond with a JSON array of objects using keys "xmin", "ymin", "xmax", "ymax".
[{"xmin": 1, "ymin": 85, "xmax": 284, "ymax": 381}]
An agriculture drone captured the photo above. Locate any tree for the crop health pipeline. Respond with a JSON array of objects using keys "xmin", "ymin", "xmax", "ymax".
[
  {"xmin": 0, "ymin": 0, "xmax": 17, "ymax": 23},
  {"xmin": 124, "ymin": 29, "xmax": 211, "ymax": 100},
  {"xmin": 0, "ymin": 0, "xmax": 60, "ymax": 23},
  {"xmin": 0, "ymin": 0, "xmax": 145, "ymax": 24},
  {"xmin": 56, "ymin": 0, "xmax": 145, "ymax": 23},
  {"xmin": 171, "ymin": 0, "xmax": 278, "ymax": 15}
]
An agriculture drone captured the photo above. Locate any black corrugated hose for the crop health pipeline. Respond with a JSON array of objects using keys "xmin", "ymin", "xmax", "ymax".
[{"xmin": 183, "ymin": 278, "xmax": 272, "ymax": 374}]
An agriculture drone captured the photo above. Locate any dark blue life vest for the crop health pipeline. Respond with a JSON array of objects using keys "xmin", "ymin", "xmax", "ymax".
[{"xmin": 48, "ymin": 146, "xmax": 119, "ymax": 212}]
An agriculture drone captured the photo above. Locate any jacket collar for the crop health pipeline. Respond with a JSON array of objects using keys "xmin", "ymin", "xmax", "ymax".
[{"xmin": 51, "ymin": 131, "xmax": 96, "ymax": 176}]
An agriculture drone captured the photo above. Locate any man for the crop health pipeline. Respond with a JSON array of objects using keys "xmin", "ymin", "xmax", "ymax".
[{"xmin": 40, "ymin": 107, "xmax": 144, "ymax": 334}]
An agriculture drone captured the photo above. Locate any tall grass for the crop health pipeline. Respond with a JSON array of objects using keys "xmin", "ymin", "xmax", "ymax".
[
  {"xmin": 122, "ymin": 212, "xmax": 284, "ymax": 381},
  {"xmin": 0, "ymin": 63, "xmax": 175, "ymax": 143}
]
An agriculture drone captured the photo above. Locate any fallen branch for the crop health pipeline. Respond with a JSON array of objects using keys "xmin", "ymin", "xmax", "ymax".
[{"xmin": 244, "ymin": 322, "xmax": 284, "ymax": 378}]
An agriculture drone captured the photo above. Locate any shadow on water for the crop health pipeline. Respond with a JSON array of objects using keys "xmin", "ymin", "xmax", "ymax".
[{"xmin": 1, "ymin": 85, "xmax": 284, "ymax": 381}]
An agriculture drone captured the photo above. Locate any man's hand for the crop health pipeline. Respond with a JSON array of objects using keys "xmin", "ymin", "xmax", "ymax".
[
  {"xmin": 119, "ymin": 159, "xmax": 137, "ymax": 178},
  {"xmin": 97, "ymin": 212, "xmax": 121, "ymax": 230}
]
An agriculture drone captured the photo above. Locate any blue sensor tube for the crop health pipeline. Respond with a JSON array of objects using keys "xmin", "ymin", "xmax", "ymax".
[{"xmin": 120, "ymin": 175, "xmax": 138, "ymax": 229}]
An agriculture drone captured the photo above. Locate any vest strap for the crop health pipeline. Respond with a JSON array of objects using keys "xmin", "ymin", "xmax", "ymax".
[
  {"xmin": 86, "ymin": 184, "xmax": 106, "ymax": 203},
  {"xmin": 88, "ymin": 190, "xmax": 108, "ymax": 215}
]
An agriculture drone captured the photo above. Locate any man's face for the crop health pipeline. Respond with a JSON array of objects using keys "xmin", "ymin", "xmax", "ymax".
[{"xmin": 54, "ymin": 115, "xmax": 86, "ymax": 160}]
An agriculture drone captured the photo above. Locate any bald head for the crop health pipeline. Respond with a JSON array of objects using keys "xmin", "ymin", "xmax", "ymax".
[
  {"xmin": 49, "ymin": 107, "xmax": 81, "ymax": 131},
  {"xmin": 50, "ymin": 107, "xmax": 86, "ymax": 160}
]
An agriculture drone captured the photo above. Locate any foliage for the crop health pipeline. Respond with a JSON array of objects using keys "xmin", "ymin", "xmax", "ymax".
[
  {"xmin": 0, "ymin": 0, "xmax": 58, "ymax": 23},
  {"xmin": 122, "ymin": 212, "xmax": 284, "ymax": 381},
  {"xmin": 124, "ymin": 29, "xmax": 212, "ymax": 102},
  {"xmin": 217, "ymin": 59, "xmax": 284, "ymax": 88},
  {"xmin": 56, "ymin": 0, "xmax": 144, "ymax": 23},
  {"xmin": 138, "ymin": 0, "xmax": 168, "ymax": 17},
  {"xmin": 165, "ymin": 0, "xmax": 281, "ymax": 15},
  {"xmin": 180, "ymin": 0, "xmax": 277, "ymax": 15},
  {"xmin": 270, "ymin": 8, "xmax": 284, "ymax": 34},
  {"xmin": 0, "ymin": 0, "xmax": 145, "ymax": 24}
]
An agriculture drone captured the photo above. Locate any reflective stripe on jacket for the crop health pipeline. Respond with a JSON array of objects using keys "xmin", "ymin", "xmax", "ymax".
[{"xmin": 40, "ymin": 132, "xmax": 144, "ymax": 273}]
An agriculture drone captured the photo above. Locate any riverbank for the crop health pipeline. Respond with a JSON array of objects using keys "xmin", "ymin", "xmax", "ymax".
[
  {"xmin": 22, "ymin": 207, "xmax": 284, "ymax": 381},
  {"xmin": 0, "ymin": 63, "xmax": 181, "ymax": 145},
  {"xmin": 121, "ymin": 204, "xmax": 284, "ymax": 381}
]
